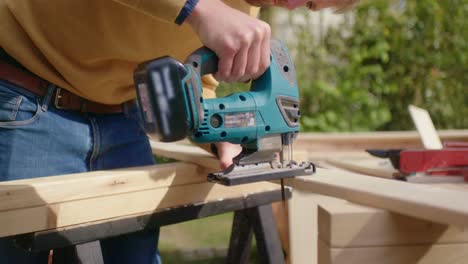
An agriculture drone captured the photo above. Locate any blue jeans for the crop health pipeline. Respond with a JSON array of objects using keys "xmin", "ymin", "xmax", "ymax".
[{"xmin": 0, "ymin": 80, "xmax": 161, "ymax": 264}]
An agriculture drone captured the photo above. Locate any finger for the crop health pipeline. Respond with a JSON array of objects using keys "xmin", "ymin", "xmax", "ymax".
[
  {"xmin": 241, "ymin": 29, "xmax": 262, "ymax": 82},
  {"xmin": 216, "ymin": 142, "xmax": 243, "ymax": 169},
  {"xmin": 215, "ymin": 43, "xmax": 237, "ymax": 82},
  {"xmin": 252, "ymin": 24, "xmax": 271, "ymax": 80},
  {"xmin": 219, "ymin": 156, "xmax": 233, "ymax": 170},
  {"xmin": 229, "ymin": 41, "xmax": 250, "ymax": 82}
]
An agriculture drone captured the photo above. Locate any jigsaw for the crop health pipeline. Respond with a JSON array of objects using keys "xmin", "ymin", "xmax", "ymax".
[{"xmin": 134, "ymin": 39, "xmax": 315, "ymax": 189}]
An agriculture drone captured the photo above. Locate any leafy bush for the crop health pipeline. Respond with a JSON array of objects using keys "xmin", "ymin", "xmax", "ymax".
[{"xmin": 289, "ymin": 0, "xmax": 467, "ymax": 131}]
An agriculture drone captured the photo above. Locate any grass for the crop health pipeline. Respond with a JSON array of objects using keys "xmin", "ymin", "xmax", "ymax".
[
  {"xmin": 159, "ymin": 213, "xmax": 233, "ymax": 251},
  {"xmin": 159, "ymin": 213, "xmax": 260, "ymax": 264}
]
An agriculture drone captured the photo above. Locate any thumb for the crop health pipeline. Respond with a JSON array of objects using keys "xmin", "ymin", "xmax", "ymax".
[{"xmin": 215, "ymin": 142, "xmax": 242, "ymax": 170}]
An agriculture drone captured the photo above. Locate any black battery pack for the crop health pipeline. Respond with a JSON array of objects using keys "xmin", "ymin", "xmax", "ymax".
[{"xmin": 134, "ymin": 56, "xmax": 189, "ymax": 142}]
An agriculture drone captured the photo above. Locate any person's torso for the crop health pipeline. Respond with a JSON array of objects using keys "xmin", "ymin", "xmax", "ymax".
[{"xmin": 0, "ymin": 0, "xmax": 253, "ymax": 104}]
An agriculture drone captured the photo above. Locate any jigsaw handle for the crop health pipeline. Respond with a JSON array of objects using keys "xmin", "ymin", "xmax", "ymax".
[{"xmin": 185, "ymin": 47, "xmax": 219, "ymax": 76}]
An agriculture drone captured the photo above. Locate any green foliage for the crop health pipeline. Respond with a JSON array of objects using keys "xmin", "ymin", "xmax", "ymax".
[
  {"xmin": 289, "ymin": 0, "xmax": 468, "ymax": 131},
  {"xmin": 154, "ymin": 155, "xmax": 175, "ymax": 164}
]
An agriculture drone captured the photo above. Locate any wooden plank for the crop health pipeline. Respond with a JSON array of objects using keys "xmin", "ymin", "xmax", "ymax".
[
  {"xmin": 294, "ymin": 130, "xmax": 468, "ymax": 151},
  {"xmin": 287, "ymin": 190, "xmax": 323, "ymax": 264},
  {"xmin": 409, "ymin": 105, "xmax": 443, "ymax": 149},
  {"xmin": 150, "ymin": 140, "xmax": 220, "ymax": 170},
  {"xmin": 0, "ymin": 180, "xmax": 281, "ymax": 237},
  {"xmin": 0, "ymin": 163, "xmax": 209, "ymax": 211},
  {"xmin": 318, "ymin": 198, "xmax": 468, "ymax": 247},
  {"xmin": 324, "ymin": 158, "xmax": 397, "ymax": 179},
  {"xmin": 286, "ymin": 167, "xmax": 468, "ymax": 227},
  {"xmin": 318, "ymin": 239, "xmax": 468, "ymax": 264},
  {"xmin": 307, "ymin": 151, "xmax": 370, "ymax": 161},
  {"xmin": 153, "ymin": 131, "xmax": 468, "ymax": 151}
]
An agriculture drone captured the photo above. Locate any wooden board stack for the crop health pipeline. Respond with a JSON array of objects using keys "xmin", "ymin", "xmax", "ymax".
[
  {"xmin": 317, "ymin": 196, "xmax": 468, "ymax": 264},
  {"xmin": 286, "ymin": 169, "xmax": 468, "ymax": 264},
  {"xmin": 285, "ymin": 126, "xmax": 468, "ymax": 264},
  {"xmin": 0, "ymin": 163, "xmax": 281, "ymax": 237}
]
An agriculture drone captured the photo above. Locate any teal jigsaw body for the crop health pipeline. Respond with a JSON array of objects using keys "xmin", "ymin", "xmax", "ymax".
[{"xmin": 134, "ymin": 39, "xmax": 315, "ymax": 186}]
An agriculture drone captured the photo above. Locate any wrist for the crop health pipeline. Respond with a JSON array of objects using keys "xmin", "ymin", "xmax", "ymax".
[
  {"xmin": 175, "ymin": 0, "xmax": 200, "ymax": 25},
  {"xmin": 187, "ymin": 0, "xmax": 225, "ymax": 29},
  {"xmin": 186, "ymin": 0, "xmax": 204, "ymax": 28}
]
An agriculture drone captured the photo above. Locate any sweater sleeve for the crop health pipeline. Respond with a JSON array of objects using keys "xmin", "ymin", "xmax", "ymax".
[
  {"xmin": 201, "ymin": 74, "xmax": 219, "ymax": 99},
  {"xmin": 112, "ymin": 0, "xmax": 186, "ymax": 23}
]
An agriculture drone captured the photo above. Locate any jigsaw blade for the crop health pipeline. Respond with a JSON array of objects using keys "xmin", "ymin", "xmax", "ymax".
[{"xmin": 280, "ymin": 133, "xmax": 295, "ymax": 200}]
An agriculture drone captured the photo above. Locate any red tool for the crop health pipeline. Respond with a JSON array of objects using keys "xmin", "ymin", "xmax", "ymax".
[{"xmin": 367, "ymin": 142, "xmax": 468, "ymax": 181}]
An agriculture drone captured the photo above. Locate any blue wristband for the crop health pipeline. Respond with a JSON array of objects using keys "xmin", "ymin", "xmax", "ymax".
[{"xmin": 175, "ymin": 0, "xmax": 199, "ymax": 25}]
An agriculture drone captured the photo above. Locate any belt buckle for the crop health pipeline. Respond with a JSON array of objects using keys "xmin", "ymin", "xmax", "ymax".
[{"xmin": 54, "ymin": 88, "xmax": 66, "ymax": 109}]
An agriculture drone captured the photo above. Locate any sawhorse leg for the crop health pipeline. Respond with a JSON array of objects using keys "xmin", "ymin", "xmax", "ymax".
[
  {"xmin": 227, "ymin": 204, "xmax": 285, "ymax": 264},
  {"xmin": 52, "ymin": 241, "xmax": 103, "ymax": 264}
]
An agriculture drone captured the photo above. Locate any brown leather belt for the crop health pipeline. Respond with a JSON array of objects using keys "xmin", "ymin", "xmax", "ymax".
[{"xmin": 0, "ymin": 61, "xmax": 129, "ymax": 114}]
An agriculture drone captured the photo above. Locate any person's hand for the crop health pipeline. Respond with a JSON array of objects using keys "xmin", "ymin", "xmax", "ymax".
[
  {"xmin": 187, "ymin": 0, "xmax": 271, "ymax": 83},
  {"xmin": 214, "ymin": 142, "xmax": 242, "ymax": 169}
]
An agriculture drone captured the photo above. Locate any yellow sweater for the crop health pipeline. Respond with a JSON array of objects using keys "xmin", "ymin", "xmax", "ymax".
[{"xmin": 0, "ymin": 0, "xmax": 258, "ymax": 104}]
